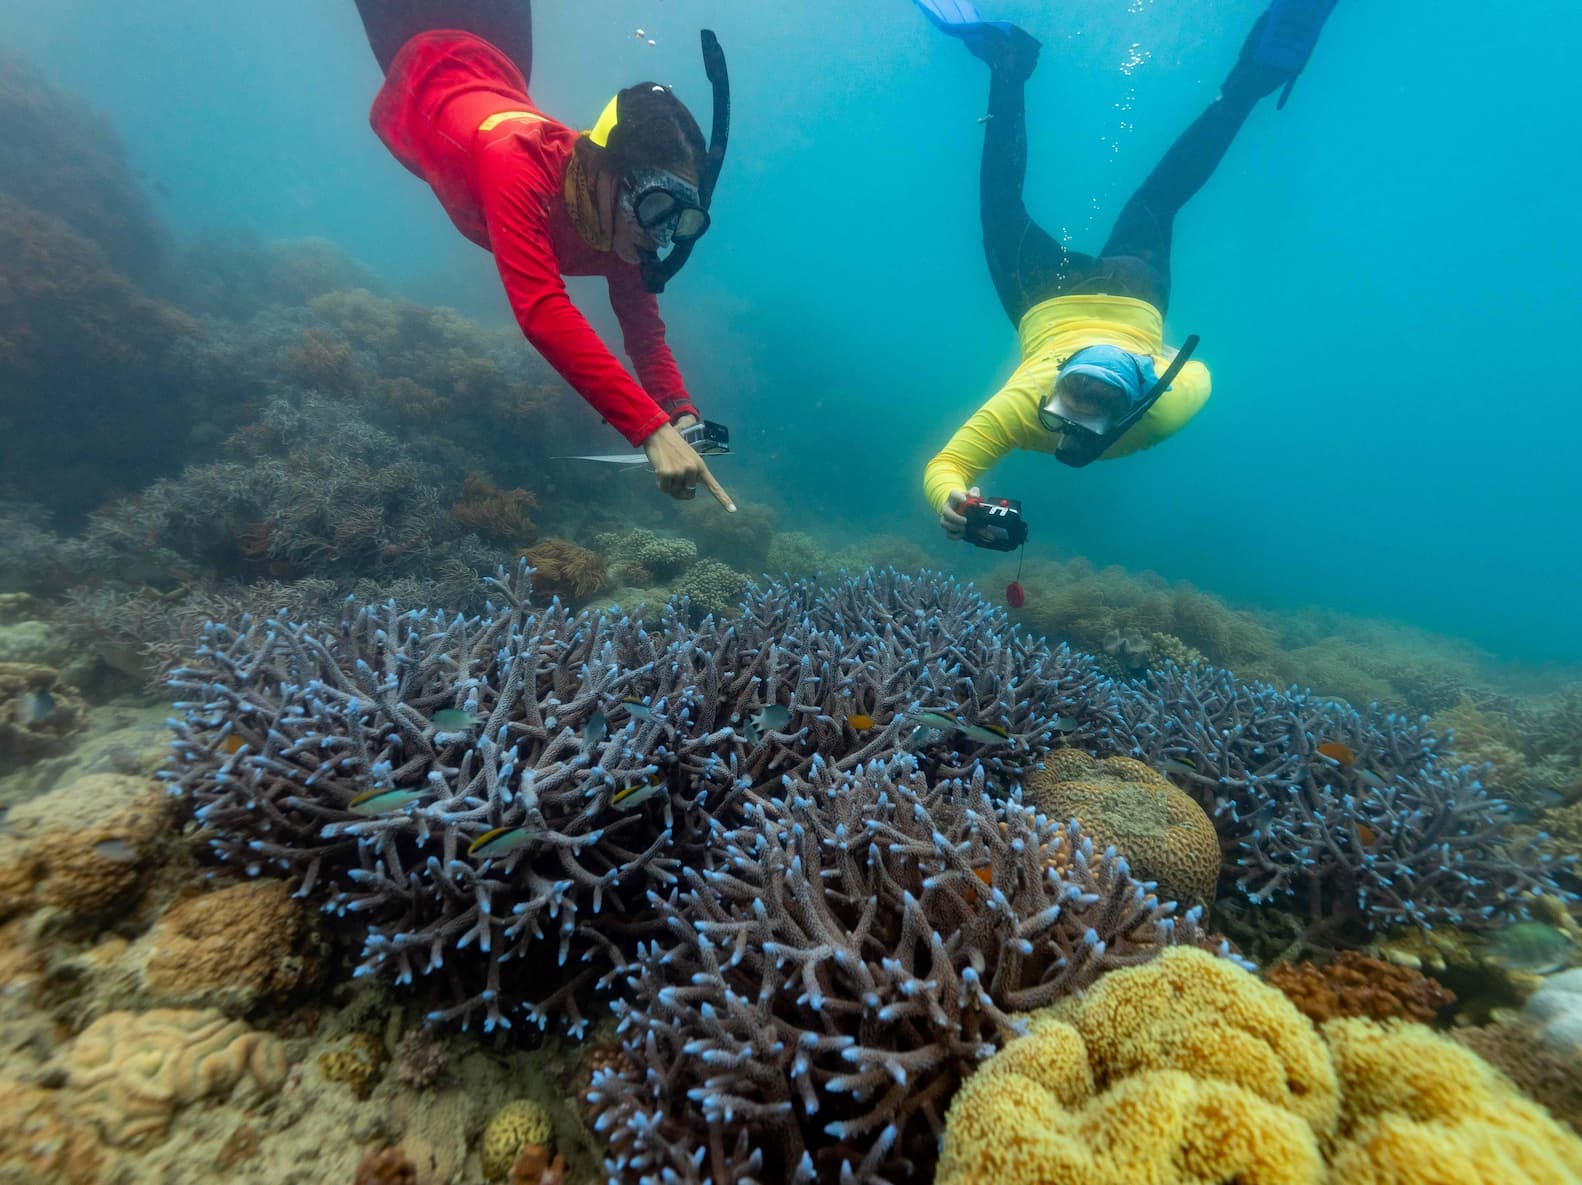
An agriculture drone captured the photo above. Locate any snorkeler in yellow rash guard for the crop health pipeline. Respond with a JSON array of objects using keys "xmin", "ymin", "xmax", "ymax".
[{"xmin": 916, "ymin": 0, "xmax": 1342, "ymax": 543}]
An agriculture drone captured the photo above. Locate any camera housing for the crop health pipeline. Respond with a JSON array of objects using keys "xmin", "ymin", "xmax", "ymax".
[{"xmin": 961, "ymin": 495, "xmax": 1028, "ymax": 552}]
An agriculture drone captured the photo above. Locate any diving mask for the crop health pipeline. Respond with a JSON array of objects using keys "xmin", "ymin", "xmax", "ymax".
[
  {"xmin": 1039, "ymin": 336, "xmax": 1202, "ymax": 468},
  {"xmin": 623, "ymin": 168, "xmax": 711, "ymax": 248}
]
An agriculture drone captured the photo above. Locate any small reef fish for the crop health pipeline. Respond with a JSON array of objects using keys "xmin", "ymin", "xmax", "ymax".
[
  {"xmin": 1158, "ymin": 756, "xmax": 1199, "ymax": 777},
  {"xmin": 1316, "ymin": 741, "xmax": 1356, "ymax": 767},
  {"xmin": 1352, "ymin": 768, "xmax": 1386, "ymax": 790},
  {"xmin": 619, "ymin": 697, "xmax": 657, "ymax": 723},
  {"xmin": 959, "ymin": 722, "xmax": 1011, "ymax": 746},
  {"xmin": 221, "ymin": 734, "xmax": 246, "ymax": 755},
  {"xmin": 964, "ymin": 864, "xmax": 994, "ymax": 905},
  {"xmin": 582, "ymin": 711, "xmax": 609, "ymax": 756},
  {"xmin": 467, "ymin": 826, "xmax": 541, "ymax": 859},
  {"xmin": 744, "ymin": 704, "xmax": 792, "ymax": 744},
  {"xmin": 432, "ymin": 709, "xmax": 480, "ymax": 731},
  {"xmin": 16, "ymin": 689, "xmax": 55, "ymax": 726},
  {"xmin": 846, "ymin": 713, "xmax": 876, "ymax": 732},
  {"xmin": 977, "ymin": 113, "xmax": 994, "ymax": 124},
  {"xmin": 1050, "ymin": 716, "xmax": 1080, "ymax": 733},
  {"xmin": 348, "ymin": 787, "xmax": 425, "ymax": 814},
  {"xmin": 611, "ymin": 778, "xmax": 666, "ymax": 811},
  {"xmin": 909, "ymin": 710, "xmax": 960, "ymax": 732},
  {"xmin": 92, "ymin": 838, "xmax": 139, "ymax": 864},
  {"xmin": 1355, "ymin": 823, "xmax": 1380, "ymax": 846},
  {"xmin": 1483, "ymin": 922, "xmax": 1575, "ymax": 976}
]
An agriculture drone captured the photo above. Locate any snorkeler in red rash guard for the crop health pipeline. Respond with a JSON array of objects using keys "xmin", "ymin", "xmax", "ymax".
[{"xmin": 354, "ymin": 0, "xmax": 735, "ymax": 511}]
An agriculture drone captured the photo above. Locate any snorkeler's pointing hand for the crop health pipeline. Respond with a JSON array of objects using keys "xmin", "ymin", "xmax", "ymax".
[
  {"xmin": 940, "ymin": 487, "xmax": 979, "ymax": 541},
  {"xmin": 642, "ymin": 422, "xmax": 737, "ymax": 513}
]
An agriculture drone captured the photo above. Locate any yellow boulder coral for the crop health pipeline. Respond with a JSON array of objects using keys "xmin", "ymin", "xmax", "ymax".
[
  {"xmin": 1022, "ymin": 752, "xmax": 1221, "ymax": 907},
  {"xmin": 145, "ymin": 879, "xmax": 323, "ymax": 1004},
  {"xmin": 1325, "ymin": 1018, "xmax": 1582, "ymax": 1185},
  {"xmin": 939, "ymin": 948, "xmax": 1582, "ymax": 1185}
]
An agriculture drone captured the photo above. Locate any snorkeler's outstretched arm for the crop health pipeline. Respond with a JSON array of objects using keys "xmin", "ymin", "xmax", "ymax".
[
  {"xmin": 606, "ymin": 270, "xmax": 700, "ymax": 425},
  {"xmin": 922, "ymin": 387, "xmax": 1029, "ymax": 517},
  {"xmin": 480, "ymin": 158, "xmax": 671, "ymax": 447}
]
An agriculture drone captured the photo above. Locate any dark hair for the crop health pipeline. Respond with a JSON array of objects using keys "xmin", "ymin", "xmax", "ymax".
[{"xmin": 605, "ymin": 82, "xmax": 707, "ymax": 181}]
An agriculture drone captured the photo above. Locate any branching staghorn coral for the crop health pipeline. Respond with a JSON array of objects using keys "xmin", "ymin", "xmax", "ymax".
[
  {"xmin": 165, "ymin": 568, "xmax": 1108, "ymax": 1039},
  {"xmin": 1106, "ymin": 661, "xmax": 1574, "ymax": 954},
  {"xmin": 590, "ymin": 757, "xmax": 1221, "ymax": 1185}
]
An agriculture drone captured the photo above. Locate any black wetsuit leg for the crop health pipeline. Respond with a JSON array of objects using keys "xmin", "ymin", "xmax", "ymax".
[
  {"xmin": 979, "ymin": 61, "xmax": 1095, "ymax": 326},
  {"xmin": 1096, "ymin": 88, "xmax": 1262, "ymax": 315},
  {"xmin": 354, "ymin": 0, "xmax": 533, "ymax": 79}
]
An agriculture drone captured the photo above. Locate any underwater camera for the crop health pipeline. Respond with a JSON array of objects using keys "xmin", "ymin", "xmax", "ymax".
[
  {"xmin": 961, "ymin": 495, "xmax": 1027, "ymax": 552},
  {"xmin": 681, "ymin": 420, "xmax": 731, "ymax": 455}
]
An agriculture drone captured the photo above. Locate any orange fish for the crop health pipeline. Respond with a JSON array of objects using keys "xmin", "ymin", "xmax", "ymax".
[
  {"xmin": 1357, "ymin": 824, "xmax": 1380, "ymax": 846},
  {"xmin": 221, "ymin": 735, "xmax": 246, "ymax": 755},
  {"xmin": 963, "ymin": 865, "xmax": 994, "ymax": 906},
  {"xmin": 847, "ymin": 713, "xmax": 876, "ymax": 731},
  {"xmin": 1317, "ymin": 741, "xmax": 1355, "ymax": 767}
]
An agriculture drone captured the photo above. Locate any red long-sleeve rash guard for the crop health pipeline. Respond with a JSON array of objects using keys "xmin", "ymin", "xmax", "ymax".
[{"xmin": 370, "ymin": 30, "xmax": 697, "ymax": 447}]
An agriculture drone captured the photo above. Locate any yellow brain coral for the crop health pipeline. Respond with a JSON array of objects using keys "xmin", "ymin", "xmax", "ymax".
[
  {"xmin": 480, "ymin": 1098, "xmax": 554, "ymax": 1180},
  {"xmin": 1022, "ymin": 752, "xmax": 1222, "ymax": 907},
  {"xmin": 939, "ymin": 948, "xmax": 1582, "ymax": 1185}
]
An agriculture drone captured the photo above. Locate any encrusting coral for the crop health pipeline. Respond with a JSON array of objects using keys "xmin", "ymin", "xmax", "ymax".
[
  {"xmin": 0, "ymin": 1076, "xmax": 106, "ymax": 1185},
  {"xmin": 62, "ymin": 1007, "xmax": 289, "ymax": 1147},
  {"xmin": 1023, "ymin": 750, "xmax": 1222, "ymax": 907},
  {"xmin": 937, "ymin": 946, "xmax": 1582, "ymax": 1185},
  {"xmin": 353, "ymin": 1145, "xmax": 418, "ymax": 1185},
  {"xmin": 144, "ymin": 878, "xmax": 324, "ymax": 1006},
  {"xmin": 1264, "ymin": 950, "xmax": 1456, "ymax": 1025}
]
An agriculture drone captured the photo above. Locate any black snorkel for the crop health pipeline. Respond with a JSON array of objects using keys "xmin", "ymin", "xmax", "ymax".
[
  {"xmin": 1053, "ymin": 334, "xmax": 1202, "ymax": 468},
  {"xmin": 640, "ymin": 29, "xmax": 730, "ymax": 294}
]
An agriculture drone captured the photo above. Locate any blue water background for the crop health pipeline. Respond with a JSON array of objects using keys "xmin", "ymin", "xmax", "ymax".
[{"xmin": 4, "ymin": 0, "xmax": 1578, "ymax": 663}]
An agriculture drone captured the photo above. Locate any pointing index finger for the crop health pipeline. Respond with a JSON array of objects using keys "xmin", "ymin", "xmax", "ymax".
[{"xmin": 700, "ymin": 466, "xmax": 736, "ymax": 513}]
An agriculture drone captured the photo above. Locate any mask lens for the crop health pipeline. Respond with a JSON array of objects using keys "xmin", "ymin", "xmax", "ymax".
[
  {"xmin": 673, "ymin": 207, "xmax": 710, "ymax": 241},
  {"xmin": 635, "ymin": 189, "xmax": 680, "ymax": 229}
]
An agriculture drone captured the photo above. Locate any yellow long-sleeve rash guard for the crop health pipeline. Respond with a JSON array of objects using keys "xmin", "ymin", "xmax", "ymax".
[{"xmin": 922, "ymin": 293, "xmax": 1212, "ymax": 514}]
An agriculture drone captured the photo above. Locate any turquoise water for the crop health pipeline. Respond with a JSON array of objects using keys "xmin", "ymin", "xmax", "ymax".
[{"xmin": 3, "ymin": 0, "xmax": 1579, "ymax": 661}]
